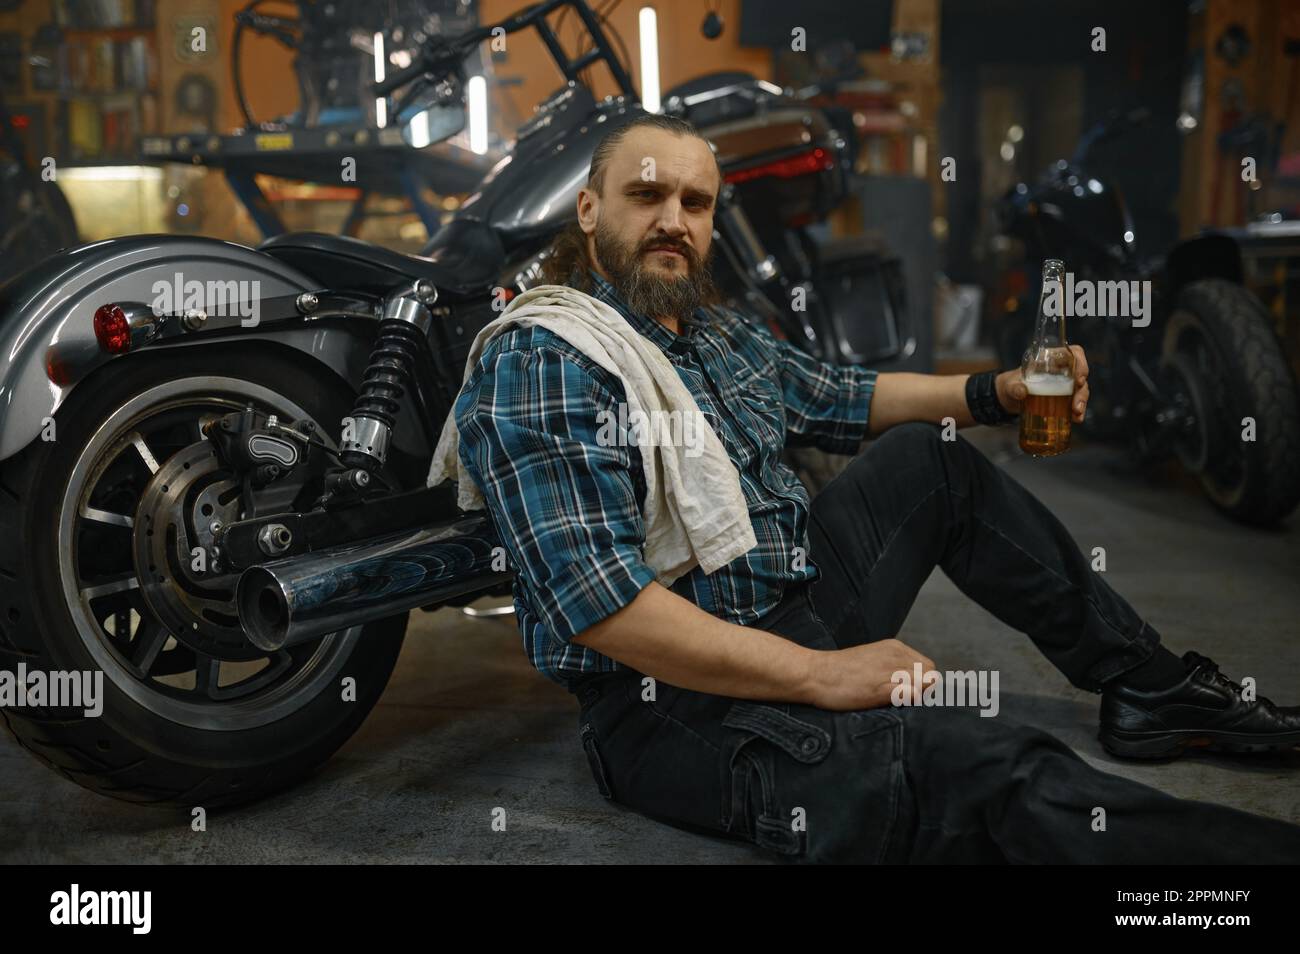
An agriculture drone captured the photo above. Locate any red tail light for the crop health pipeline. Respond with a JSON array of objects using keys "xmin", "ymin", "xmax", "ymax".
[
  {"xmin": 723, "ymin": 148, "xmax": 834, "ymax": 185},
  {"xmin": 93, "ymin": 304, "xmax": 132, "ymax": 354}
]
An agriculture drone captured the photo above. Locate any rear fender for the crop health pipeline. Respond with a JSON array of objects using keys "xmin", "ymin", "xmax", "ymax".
[
  {"xmin": 1161, "ymin": 233, "xmax": 1244, "ymax": 301},
  {"xmin": 0, "ymin": 234, "xmax": 386, "ymax": 462}
]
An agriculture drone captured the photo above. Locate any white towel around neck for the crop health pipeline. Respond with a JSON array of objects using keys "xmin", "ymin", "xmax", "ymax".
[{"xmin": 427, "ymin": 283, "xmax": 756, "ymax": 587}]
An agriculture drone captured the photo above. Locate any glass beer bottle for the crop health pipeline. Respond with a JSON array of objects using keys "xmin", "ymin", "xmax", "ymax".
[{"xmin": 1019, "ymin": 259, "xmax": 1075, "ymax": 457}]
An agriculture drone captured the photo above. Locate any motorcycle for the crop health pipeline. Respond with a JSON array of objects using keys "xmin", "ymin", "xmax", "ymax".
[
  {"xmin": 0, "ymin": 0, "xmax": 901, "ymax": 807},
  {"xmin": 230, "ymin": 1, "xmax": 907, "ymax": 492},
  {"xmin": 994, "ymin": 107, "xmax": 1300, "ymax": 526}
]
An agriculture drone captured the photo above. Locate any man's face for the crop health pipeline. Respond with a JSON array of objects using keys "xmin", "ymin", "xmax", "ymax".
[{"xmin": 577, "ymin": 126, "xmax": 720, "ymax": 325}]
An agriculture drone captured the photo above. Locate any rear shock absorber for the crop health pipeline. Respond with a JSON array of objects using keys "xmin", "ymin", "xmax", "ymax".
[{"xmin": 336, "ymin": 280, "xmax": 438, "ymax": 482}]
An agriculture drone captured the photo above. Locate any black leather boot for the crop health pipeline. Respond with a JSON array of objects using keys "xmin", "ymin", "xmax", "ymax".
[{"xmin": 1100, "ymin": 652, "xmax": 1300, "ymax": 759}]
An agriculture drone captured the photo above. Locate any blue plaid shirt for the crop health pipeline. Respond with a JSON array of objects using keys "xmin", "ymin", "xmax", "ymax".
[{"xmin": 452, "ymin": 270, "xmax": 877, "ymax": 688}]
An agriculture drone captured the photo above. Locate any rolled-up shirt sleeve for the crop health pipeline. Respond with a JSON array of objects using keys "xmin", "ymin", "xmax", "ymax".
[
  {"xmin": 727, "ymin": 309, "xmax": 877, "ymax": 454},
  {"xmin": 453, "ymin": 339, "xmax": 657, "ymax": 645},
  {"xmin": 777, "ymin": 337, "xmax": 877, "ymax": 454}
]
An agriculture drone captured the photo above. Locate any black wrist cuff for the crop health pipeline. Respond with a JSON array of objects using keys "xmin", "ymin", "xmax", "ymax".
[{"xmin": 966, "ymin": 370, "xmax": 1018, "ymax": 426}]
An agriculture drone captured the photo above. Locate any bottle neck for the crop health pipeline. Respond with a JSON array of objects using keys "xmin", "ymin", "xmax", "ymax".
[{"xmin": 1035, "ymin": 273, "xmax": 1068, "ymax": 346}]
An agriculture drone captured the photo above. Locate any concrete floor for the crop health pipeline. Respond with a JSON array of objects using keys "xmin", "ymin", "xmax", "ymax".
[{"xmin": 2, "ymin": 428, "xmax": 1298, "ymax": 863}]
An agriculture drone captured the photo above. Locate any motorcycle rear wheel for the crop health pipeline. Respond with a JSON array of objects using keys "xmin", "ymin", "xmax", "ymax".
[
  {"xmin": 0, "ymin": 345, "xmax": 406, "ymax": 809},
  {"xmin": 1162, "ymin": 279, "xmax": 1300, "ymax": 526}
]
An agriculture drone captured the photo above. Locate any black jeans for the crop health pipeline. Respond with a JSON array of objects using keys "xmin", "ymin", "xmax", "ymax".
[{"xmin": 571, "ymin": 423, "xmax": 1300, "ymax": 862}]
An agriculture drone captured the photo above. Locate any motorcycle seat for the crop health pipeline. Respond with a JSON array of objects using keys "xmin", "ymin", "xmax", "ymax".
[{"xmin": 259, "ymin": 221, "xmax": 505, "ymax": 298}]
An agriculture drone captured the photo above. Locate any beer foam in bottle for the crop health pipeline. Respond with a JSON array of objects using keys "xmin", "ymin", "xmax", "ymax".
[{"xmin": 1022, "ymin": 372, "xmax": 1074, "ymax": 396}]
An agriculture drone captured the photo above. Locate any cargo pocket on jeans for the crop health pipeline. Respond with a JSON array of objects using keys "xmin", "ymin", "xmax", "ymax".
[
  {"xmin": 721, "ymin": 701, "xmax": 832, "ymax": 857},
  {"xmin": 580, "ymin": 721, "xmax": 614, "ymax": 800}
]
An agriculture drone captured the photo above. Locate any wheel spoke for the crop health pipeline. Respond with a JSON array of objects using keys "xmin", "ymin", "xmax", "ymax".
[
  {"xmin": 129, "ymin": 431, "xmax": 160, "ymax": 475},
  {"xmin": 206, "ymin": 651, "xmax": 295, "ymax": 700},
  {"xmin": 80, "ymin": 504, "xmax": 133, "ymax": 529},
  {"xmin": 193, "ymin": 655, "xmax": 221, "ymax": 698},
  {"xmin": 130, "ymin": 618, "xmax": 170, "ymax": 675},
  {"xmin": 80, "ymin": 574, "xmax": 139, "ymax": 601}
]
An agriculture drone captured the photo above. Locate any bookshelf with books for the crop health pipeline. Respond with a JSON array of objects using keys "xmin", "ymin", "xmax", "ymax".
[{"xmin": 46, "ymin": 0, "xmax": 161, "ymax": 161}]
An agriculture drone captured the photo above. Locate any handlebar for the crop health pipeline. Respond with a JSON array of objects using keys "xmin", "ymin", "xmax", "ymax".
[
  {"xmin": 374, "ymin": 0, "xmax": 637, "ymax": 103},
  {"xmin": 374, "ymin": 56, "xmax": 430, "ymax": 97},
  {"xmin": 375, "ymin": 27, "xmax": 488, "ymax": 97}
]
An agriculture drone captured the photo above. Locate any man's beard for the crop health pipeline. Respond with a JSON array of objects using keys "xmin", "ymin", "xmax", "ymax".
[{"xmin": 593, "ymin": 217, "xmax": 716, "ymax": 326}]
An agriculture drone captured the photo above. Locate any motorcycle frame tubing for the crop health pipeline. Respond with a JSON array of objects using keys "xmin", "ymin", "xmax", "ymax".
[{"xmin": 515, "ymin": 0, "xmax": 638, "ymax": 97}]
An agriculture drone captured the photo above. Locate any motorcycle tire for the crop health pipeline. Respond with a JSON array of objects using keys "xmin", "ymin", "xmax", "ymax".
[
  {"xmin": 0, "ymin": 344, "xmax": 407, "ymax": 810},
  {"xmin": 1163, "ymin": 279, "xmax": 1300, "ymax": 526}
]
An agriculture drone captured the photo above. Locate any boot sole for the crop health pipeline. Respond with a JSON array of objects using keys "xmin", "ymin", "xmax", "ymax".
[{"xmin": 1099, "ymin": 727, "xmax": 1300, "ymax": 760}]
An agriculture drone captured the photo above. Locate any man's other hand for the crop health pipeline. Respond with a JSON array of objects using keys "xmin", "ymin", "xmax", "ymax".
[{"xmin": 807, "ymin": 639, "xmax": 939, "ymax": 711}]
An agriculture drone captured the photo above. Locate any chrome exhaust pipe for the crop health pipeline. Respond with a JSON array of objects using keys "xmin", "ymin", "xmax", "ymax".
[{"xmin": 236, "ymin": 514, "xmax": 506, "ymax": 651}]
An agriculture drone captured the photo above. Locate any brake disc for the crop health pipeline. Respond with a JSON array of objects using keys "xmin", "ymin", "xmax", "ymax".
[{"xmin": 132, "ymin": 441, "xmax": 265, "ymax": 660}]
